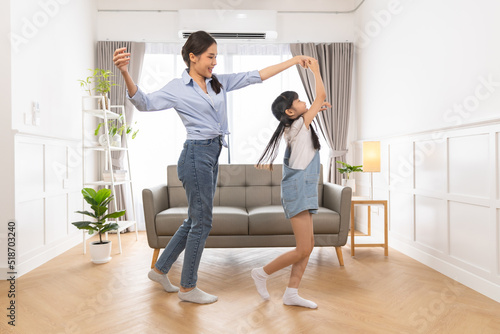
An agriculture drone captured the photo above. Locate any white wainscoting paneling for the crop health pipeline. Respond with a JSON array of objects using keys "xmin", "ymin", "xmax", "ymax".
[
  {"xmin": 355, "ymin": 120, "xmax": 500, "ymax": 303},
  {"xmin": 497, "ymin": 209, "xmax": 500, "ymax": 277},
  {"xmin": 16, "ymin": 142, "xmax": 44, "ymax": 198},
  {"xmin": 389, "ymin": 141, "xmax": 414, "ymax": 192},
  {"xmin": 415, "ymin": 139, "xmax": 447, "ymax": 194},
  {"xmin": 415, "ymin": 195, "xmax": 447, "ymax": 254},
  {"xmin": 389, "ymin": 191, "xmax": 414, "ymax": 241},
  {"xmin": 45, "ymin": 145, "xmax": 68, "ymax": 194},
  {"xmin": 15, "ymin": 134, "xmax": 83, "ymax": 276},
  {"xmin": 16, "ymin": 199, "xmax": 44, "ymax": 260},
  {"xmin": 449, "ymin": 201, "xmax": 491, "ymax": 272},
  {"xmin": 45, "ymin": 195, "xmax": 69, "ymax": 245},
  {"xmin": 448, "ymin": 134, "xmax": 490, "ymax": 199}
]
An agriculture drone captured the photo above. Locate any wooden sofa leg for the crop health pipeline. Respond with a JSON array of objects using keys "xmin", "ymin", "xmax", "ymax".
[
  {"xmin": 151, "ymin": 249, "xmax": 160, "ymax": 269},
  {"xmin": 335, "ymin": 247, "xmax": 344, "ymax": 266}
]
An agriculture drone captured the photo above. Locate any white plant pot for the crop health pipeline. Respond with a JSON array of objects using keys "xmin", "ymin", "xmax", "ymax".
[
  {"xmin": 111, "ymin": 134, "xmax": 121, "ymax": 147},
  {"xmin": 342, "ymin": 179, "xmax": 356, "ymax": 193},
  {"xmin": 89, "ymin": 240, "xmax": 112, "ymax": 264},
  {"xmin": 99, "ymin": 134, "xmax": 121, "ymax": 147},
  {"xmin": 98, "ymin": 134, "xmax": 110, "ymax": 146}
]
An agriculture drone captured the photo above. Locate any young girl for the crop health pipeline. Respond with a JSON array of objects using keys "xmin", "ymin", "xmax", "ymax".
[{"xmin": 253, "ymin": 58, "xmax": 330, "ymax": 309}]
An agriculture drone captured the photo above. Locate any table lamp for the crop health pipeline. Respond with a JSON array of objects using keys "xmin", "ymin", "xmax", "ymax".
[{"xmin": 362, "ymin": 141, "xmax": 381, "ymax": 200}]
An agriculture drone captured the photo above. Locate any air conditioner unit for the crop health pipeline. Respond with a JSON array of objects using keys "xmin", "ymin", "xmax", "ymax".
[{"xmin": 178, "ymin": 9, "xmax": 278, "ymax": 40}]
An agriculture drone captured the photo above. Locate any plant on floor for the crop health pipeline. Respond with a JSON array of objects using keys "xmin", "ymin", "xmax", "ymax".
[
  {"xmin": 336, "ymin": 161, "xmax": 363, "ymax": 179},
  {"xmin": 72, "ymin": 188, "xmax": 125, "ymax": 244}
]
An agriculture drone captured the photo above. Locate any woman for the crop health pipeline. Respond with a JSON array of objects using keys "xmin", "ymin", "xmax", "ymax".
[
  {"xmin": 113, "ymin": 31, "xmax": 313, "ymax": 304},
  {"xmin": 253, "ymin": 58, "xmax": 330, "ymax": 308}
]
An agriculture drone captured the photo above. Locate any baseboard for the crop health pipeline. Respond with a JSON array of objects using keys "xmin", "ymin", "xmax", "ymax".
[
  {"xmin": 0, "ymin": 267, "xmax": 11, "ymax": 280},
  {"xmin": 390, "ymin": 238, "xmax": 500, "ymax": 304}
]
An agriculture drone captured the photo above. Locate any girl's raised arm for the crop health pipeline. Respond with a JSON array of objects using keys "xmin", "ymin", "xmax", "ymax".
[{"xmin": 302, "ymin": 59, "xmax": 330, "ymax": 129}]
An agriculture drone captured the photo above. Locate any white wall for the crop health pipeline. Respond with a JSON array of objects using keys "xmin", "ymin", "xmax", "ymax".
[
  {"xmin": 354, "ymin": 0, "xmax": 500, "ymax": 139},
  {"xmin": 353, "ymin": 0, "xmax": 500, "ymax": 303},
  {"xmin": 0, "ymin": 0, "xmax": 15, "ymax": 279},
  {"xmin": 96, "ymin": 0, "xmax": 355, "ymax": 43},
  {"xmin": 9, "ymin": 0, "xmax": 98, "ymax": 277}
]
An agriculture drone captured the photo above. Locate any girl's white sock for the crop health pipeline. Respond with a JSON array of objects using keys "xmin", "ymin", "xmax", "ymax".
[
  {"xmin": 251, "ymin": 267, "xmax": 270, "ymax": 300},
  {"xmin": 283, "ymin": 287, "xmax": 317, "ymax": 309}
]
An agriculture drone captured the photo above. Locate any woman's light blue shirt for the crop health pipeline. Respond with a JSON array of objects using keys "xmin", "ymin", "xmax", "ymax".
[{"xmin": 128, "ymin": 69, "xmax": 262, "ymax": 146}]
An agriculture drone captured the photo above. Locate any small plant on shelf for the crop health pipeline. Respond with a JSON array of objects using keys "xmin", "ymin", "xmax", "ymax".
[
  {"xmin": 95, "ymin": 114, "xmax": 139, "ymax": 147},
  {"xmin": 78, "ymin": 68, "xmax": 117, "ymax": 109},
  {"xmin": 336, "ymin": 161, "xmax": 363, "ymax": 179}
]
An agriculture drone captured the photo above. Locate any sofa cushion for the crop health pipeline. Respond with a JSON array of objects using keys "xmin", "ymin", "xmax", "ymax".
[
  {"xmin": 219, "ymin": 187, "xmax": 246, "ymax": 208},
  {"xmin": 314, "ymin": 207, "xmax": 341, "ymax": 234},
  {"xmin": 155, "ymin": 206, "xmax": 249, "ymax": 236},
  {"xmin": 246, "ymin": 186, "xmax": 272, "ymax": 208},
  {"xmin": 248, "ymin": 206, "xmax": 290, "ymax": 235},
  {"xmin": 248, "ymin": 206, "xmax": 340, "ymax": 235},
  {"xmin": 218, "ymin": 165, "xmax": 246, "ymax": 186},
  {"xmin": 211, "ymin": 206, "xmax": 249, "ymax": 235}
]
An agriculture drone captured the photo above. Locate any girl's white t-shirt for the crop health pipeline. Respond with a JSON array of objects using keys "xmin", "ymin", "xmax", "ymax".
[{"xmin": 284, "ymin": 117, "xmax": 317, "ymax": 170}]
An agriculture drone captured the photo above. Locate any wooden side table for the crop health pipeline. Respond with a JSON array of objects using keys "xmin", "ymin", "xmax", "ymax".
[{"xmin": 350, "ymin": 199, "xmax": 388, "ymax": 256}]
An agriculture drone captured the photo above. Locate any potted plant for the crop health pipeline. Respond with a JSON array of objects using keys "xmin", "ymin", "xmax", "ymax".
[
  {"xmin": 336, "ymin": 161, "xmax": 363, "ymax": 192},
  {"xmin": 95, "ymin": 115, "xmax": 139, "ymax": 147},
  {"xmin": 72, "ymin": 188, "xmax": 125, "ymax": 264},
  {"xmin": 78, "ymin": 68, "xmax": 117, "ymax": 110}
]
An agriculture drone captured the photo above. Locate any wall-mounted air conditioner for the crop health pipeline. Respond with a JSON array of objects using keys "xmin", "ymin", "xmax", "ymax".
[{"xmin": 178, "ymin": 9, "xmax": 278, "ymax": 40}]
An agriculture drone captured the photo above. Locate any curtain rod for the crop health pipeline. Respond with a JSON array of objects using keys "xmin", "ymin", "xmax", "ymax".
[{"xmin": 97, "ymin": 1, "xmax": 365, "ymax": 15}]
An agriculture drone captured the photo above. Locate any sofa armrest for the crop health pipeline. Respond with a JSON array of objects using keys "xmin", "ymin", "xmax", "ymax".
[
  {"xmin": 142, "ymin": 184, "xmax": 169, "ymax": 248},
  {"xmin": 323, "ymin": 182, "xmax": 352, "ymax": 245}
]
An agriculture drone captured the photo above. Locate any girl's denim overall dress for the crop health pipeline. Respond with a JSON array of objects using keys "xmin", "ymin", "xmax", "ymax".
[{"xmin": 281, "ymin": 146, "xmax": 320, "ymax": 219}]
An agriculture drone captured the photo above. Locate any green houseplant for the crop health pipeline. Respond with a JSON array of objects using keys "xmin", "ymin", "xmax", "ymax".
[
  {"xmin": 336, "ymin": 161, "xmax": 363, "ymax": 179},
  {"xmin": 72, "ymin": 188, "xmax": 125, "ymax": 263},
  {"xmin": 78, "ymin": 68, "xmax": 117, "ymax": 110},
  {"xmin": 336, "ymin": 161, "xmax": 363, "ymax": 193}
]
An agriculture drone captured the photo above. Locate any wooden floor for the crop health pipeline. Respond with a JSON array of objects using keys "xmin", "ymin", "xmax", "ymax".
[{"xmin": 2, "ymin": 232, "xmax": 500, "ymax": 334}]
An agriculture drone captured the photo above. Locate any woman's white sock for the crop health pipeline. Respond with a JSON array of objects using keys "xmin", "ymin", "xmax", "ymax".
[
  {"xmin": 283, "ymin": 287, "xmax": 317, "ymax": 309},
  {"xmin": 178, "ymin": 287, "xmax": 218, "ymax": 304},
  {"xmin": 251, "ymin": 267, "xmax": 270, "ymax": 300},
  {"xmin": 148, "ymin": 269, "xmax": 179, "ymax": 292}
]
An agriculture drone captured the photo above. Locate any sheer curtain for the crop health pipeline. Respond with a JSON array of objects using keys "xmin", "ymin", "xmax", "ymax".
[{"xmin": 129, "ymin": 43, "xmax": 321, "ymax": 230}]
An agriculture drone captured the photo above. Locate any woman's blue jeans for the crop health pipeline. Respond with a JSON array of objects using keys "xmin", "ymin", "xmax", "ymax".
[{"xmin": 155, "ymin": 136, "xmax": 222, "ymax": 288}]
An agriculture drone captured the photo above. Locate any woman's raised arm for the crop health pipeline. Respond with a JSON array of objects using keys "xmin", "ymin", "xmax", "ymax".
[
  {"xmin": 113, "ymin": 47, "xmax": 138, "ymax": 97},
  {"xmin": 258, "ymin": 55, "xmax": 312, "ymax": 81}
]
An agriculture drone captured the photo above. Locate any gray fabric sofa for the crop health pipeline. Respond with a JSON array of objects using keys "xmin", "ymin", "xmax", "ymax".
[{"xmin": 142, "ymin": 164, "xmax": 352, "ymax": 268}]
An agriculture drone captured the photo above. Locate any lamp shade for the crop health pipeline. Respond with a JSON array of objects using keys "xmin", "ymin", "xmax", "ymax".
[{"xmin": 362, "ymin": 141, "xmax": 381, "ymax": 172}]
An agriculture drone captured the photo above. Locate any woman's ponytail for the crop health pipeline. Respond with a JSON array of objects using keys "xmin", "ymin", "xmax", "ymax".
[{"xmin": 210, "ymin": 74, "xmax": 223, "ymax": 94}]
